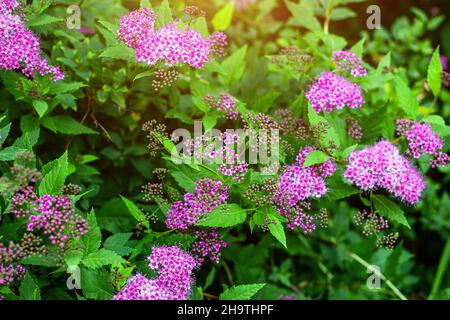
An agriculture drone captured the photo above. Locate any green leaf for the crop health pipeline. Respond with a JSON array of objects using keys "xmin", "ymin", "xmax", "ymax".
[
  {"xmin": 302, "ymin": 150, "xmax": 329, "ymax": 168},
  {"xmin": 19, "ymin": 273, "xmax": 41, "ymax": 300},
  {"xmin": 427, "ymin": 46, "xmax": 443, "ymax": 97},
  {"xmin": 330, "ymin": 7, "xmax": 356, "ymax": 21},
  {"xmin": 120, "ymin": 195, "xmax": 149, "ymax": 228},
  {"xmin": 394, "ymin": 76, "xmax": 419, "ymax": 118},
  {"xmin": 81, "ymin": 209, "xmax": 102, "ymax": 255},
  {"xmin": 219, "ymin": 283, "xmax": 266, "ymax": 300},
  {"xmin": 32, "ymin": 100, "xmax": 48, "ymax": 118},
  {"xmin": 104, "ymin": 233, "xmax": 133, "ymax": 256},
  {"xmin": 212, "ymin": 3, "xmax": 234, "ymax": 31},
  {"xmin": 82, "ymin": 249, "xmax": 125, "ymax": 269},
  {"xmin": 196, "ymin": 204, "xmax": 247, "ymax": 228},
  {"xmin": 219, "ymin": 45, "xmax": 247, "ymax": 86},
  {"xmin": 134, "ymin": 70, "xmax": 153, "ymax": 81},
  {"xmin": 13, "ymin": 128, "xmax": 40, "ymax": 150},
  {"xmin": 27, "ymin": 14, "xmax": 61, "ymax": 27},
  {"xmin": 38, "ymin": 151, "xmax": 69, "ymax": 195},
  {"xmin": 327, "ymin": 178, "xmax": 360, "ymax": 200},
  {"xmin": 267, "ymin": 214, "xmax": 287, "ymax": 248},
  {"xmin": 192, "ymin": 16, "xmax": 209, "ymax": 37},
  {"xmin": 0, "ymin": 146, "xmax": 28, "ymax": 161},
  {"xmin": 285, "ymin": 0, "xmax": 321, "ymax": 32},
  {"xmin": 140, "ymin": 0, "xmax": 152, "ymax": 9},
  {"xmin": 350, "ymin": 38, "xmax": 365, "ymax": 57},
  {"xmin": 376, "ymin": 52, "xmax": 391, "ymax": 73},
  {"xmin": 80, "ymin": 267, "xmax": 114, "ymax": 300},
  {"xmin": 99, "ymin": 43, "xmax": 135, "ymax": 61},
  {"xmin": 373, "ymin": 194, "xmax": 410, "ymax": 229},
  {"xmin": 41, "ymin": 115, "xmax": 97, "ymax": 135},
  {"xmin": 0, "ymin": 123, "xmax": 11, "ymax": 145},
  {"xmin": 156, "ymin": 0, "xmax": 173, "ymax": 28}
]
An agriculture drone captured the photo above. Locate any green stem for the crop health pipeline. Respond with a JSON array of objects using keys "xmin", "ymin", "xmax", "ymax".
[
  {"xmin": 324, "ymin": 8, "xmax": 331, "ymax": 34},
  {"xmin": 430, "ymin": 237, "xmax": 450, "ymax": 298}
]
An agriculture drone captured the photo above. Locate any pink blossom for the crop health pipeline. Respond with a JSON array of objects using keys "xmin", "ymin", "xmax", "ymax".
[
  {"xmin": 305, "ymin": 72, "xmax": 365, "ymax": 113},
  {"xmin": 344, "ymin": 140, "xmax": 426, "ymax": 205}
]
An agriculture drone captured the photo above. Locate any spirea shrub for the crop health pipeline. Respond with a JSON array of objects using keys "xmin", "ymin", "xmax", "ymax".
[{"xmin": 0, "ymin": 0, "xmax": 450, "ymax": 302}]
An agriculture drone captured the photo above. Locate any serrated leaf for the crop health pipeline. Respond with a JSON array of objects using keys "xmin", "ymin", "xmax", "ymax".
[
  {"xmin": 13, "ymin": 128, "xmax": 40, "ymax": 150},
  {"xmin": 428, "ymin": 47, "xmax": 443, "ymax": 97},
  {"xmin": 0, "ymin": 146, "xmax": 28, "ymax": 161},
  {"xmin": 19, "ymin": 273, "xmax": 41, "ymax": 300},
  {"xmin": 220, "ymin": 284, "xmax": 266, "ymax": 300},
  {"xmin": 41, "ymin": 115, "xmax": 97, "ymax": 135},
  {"xmin": 82, "ymin": 249, "xmax": 125, "ymax": 269},
  {"xmin": 156, "ymin": 0, "xmax": 172, "ymax": 27},
  {"xmin": 80, "ymin": 267, "xmax": 114, "ymax": 299},
  {"xmin": 376, "ymin": 52, "xmax": 391, "ymax": 73},
  {"xmin": 104, "ymin": 233, "xmax": 133, "ymax": 256},
  {"xmin": 373, "ymin": 194, "xmax": 410, "ymax": 229},
  {"xmin": 285, "ymin": 0, "xmax": 321, "ymax": 32},
  {"xmin": 394, "ymin": 76, "xmax": 419, "ymax": 118},
  {"xmin": 212, "ymin": 3, "xmax": 234, "ymax": 31},
  {"xmin": 267, "ymin": 215, "xmax": 287, "ymax": 248},
  {"xmin": 302, "ymin": 150, "xmax": 329, "ymax": 168},
  {"xmin": 81, "ymin": 209, "xmax": 102, "ymax": 254},
  {"xmin": 196, "ymin": 204, "xmax": 247, "ymax": 228},
  {"xmin": 120, "ymin": 195, "xmax": 149, "ymax": 228},
  {"xmin": 99, "ymin": 44, "xmax": 135, "ymax": 61},
  {"xmin": 38, "ymin": 151, "xmax": 69, "ymax": 195},
  {"xmin": 32, "ymin": 100, "xmax": 48, "ymax": 118},
  {"xmin": 219, "ymin": 45, "xmax": 247, "ymax": 86}
]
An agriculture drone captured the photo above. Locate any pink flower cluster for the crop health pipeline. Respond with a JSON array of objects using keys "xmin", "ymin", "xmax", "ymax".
[
  {"xmin": 0, "ymin": 0, "xmax": 19, "ymax": 14},
  {"xmin": 166, "ymin": 178, "xmax": 230, "ymax": 230},
  {"xmin": 344, "ymin": 140, "xmax": 426, "ymax": 205},
  {"xmin": 273, "ymin": 147, "xmax": 335, "ymax": 232},
  {"xmin": 118, "ymin": 8, "xmax": 227, "ymax": 69},
  {"xmin": 216, "ymin": 132, "xmax": 249, "ymax": 182},
  {"xmin": 347, "ymin": 119, "xmax": 363, "ymax": 141},
  {"xmin": 396, "ymin": 119, "xmax": 450, "ymax": 168},
  {"xmin": 28, "ymin": 195, "xmax": 89, "ymax": 248},
  {"xmin": 191, "ymin": 228, "xmax": 228, "ymax": 264},
  {"xmin": 332, "ymin": 50, "xmax": 367, "ymax": 77},
  {"xmin": 0, "ymin": 3, "xmax": 64, "ymax": 80},
  {"xmin": 9, "ymin": 187, "xmax": 89, "ymax": 248},
  {"xmin": 204, "ymin": 93, "xmax": 238, "ymax": 120},
  {"xmin": 113, "ymin": 245, "xmax": 196, "ymax": 300},
  {"xmin": 0, "ymin": 242, "xmax": 25, "ymax": 286},
  {"xmin": 306, "ymin": 72, "xmax": 365, "ymax": 113},
  {"xmin": 208, "ymin": 32, "xmax": 228, "ymax": 58}
]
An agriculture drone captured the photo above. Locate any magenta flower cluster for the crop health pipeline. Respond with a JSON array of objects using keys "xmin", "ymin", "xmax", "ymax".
[
  {"xmin": 166, "ymin": 178, "xmax": 230, "ymax": 230},
  {"xmin": 118, "ymin": 8, "xmax": 227, "ymax": 69},
  {"xmin": 191, "ymin": 228, "xmax": 228, "ymax": 264},
  {"xmin": 0, "ymin": 242, "xmax": 25, "ymax": 286},
  {"xmin": 305, "ymin": 72, "xmax": 365, "ymax": 113},
  {"xmin": 203, "ymin": 93, "xmax": 238, "ymax": 120},
  {"xmin": 396, "ymin": 119, "xmax": 450, "ymax": 168},
  {"xmin": 344, "ymin": 140, "xmax": 426, "ymax": 205},
  {"xmin": 0, "ymin": 2, "xmax": 64, "ymax": 80},
  {"xmin": 332, "ymin": 50, "xmax": 367, "ymax": 77},
  {"xmin": 216, "ymin": 132, "xmax": 249, "ymax": 182},
  {"xmin": 113, "ymin": 245, "xmax": 196, "ymax": 300},
  {"xmin": 273, "ymin": 147, "xmax": 335, "ymax": 232},
  {"xmin": 9, "ymin": 187, "xmax": 89, "ymax": 248}
]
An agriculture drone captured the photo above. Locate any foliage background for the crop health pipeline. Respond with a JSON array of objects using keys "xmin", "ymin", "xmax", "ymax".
[{"xmin": 1, "ymin": 0, "xmax": 450, "ymax": 300}]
